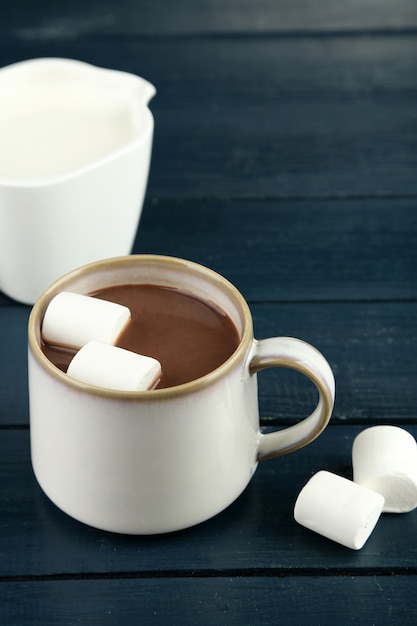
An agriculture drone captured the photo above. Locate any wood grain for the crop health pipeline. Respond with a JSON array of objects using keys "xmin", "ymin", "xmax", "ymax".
[
  {"xmin": 135, "ymin": 197, "xmax": 417, "ymax": 302},
  {"xmin": 0, "ymin": 35, "xmax": 415, "ymax": 198},
  {"xmin": 2, "ymin": 0, "xmax": 417, "ymax": 37},
  {"xmin": 1, "ymin": 427, "xmax": 416, "ymax": 578},
  {"xmin": 2, "ymin": 576, "xmax": 417, "ymax": 626},
  {"xmin": 2, "ymin": 298, "xmax": 417, "ymax": 426},
  {"xmin": 0, "ymin": 1, "xmax": 416, "ymax": 622}
]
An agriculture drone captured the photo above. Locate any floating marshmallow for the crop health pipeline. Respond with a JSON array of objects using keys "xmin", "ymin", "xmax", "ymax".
[
  {"xmin": 42, "ymin": 291, "xmax": 131, "ymax": 349},
  {"xmin": 294, "ymin": 470, "xmax": 384, "ymax": 550},
  {"xmin": 67, "ymin": 340, "xmax": 161, "ymax": 392},
  {"xmin": 352, "ymin": 426, "xmax": 417, "ymax": 513}
]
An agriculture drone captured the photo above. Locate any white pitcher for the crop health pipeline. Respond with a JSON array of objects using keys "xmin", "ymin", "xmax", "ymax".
[{"xmin": 0, "ymin": 58, "xmax": 155, "ymax": 304}]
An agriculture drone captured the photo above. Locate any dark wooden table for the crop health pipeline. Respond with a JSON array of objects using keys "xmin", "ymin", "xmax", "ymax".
[{"xmin": 1, "ymin": 1, "xmax": 417, "ymax": 623}]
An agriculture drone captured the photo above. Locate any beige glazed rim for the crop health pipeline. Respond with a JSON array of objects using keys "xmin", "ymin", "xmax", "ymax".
[{"xmin": 28, "ymin": 254, "xmax": 254, "ymax": 401}]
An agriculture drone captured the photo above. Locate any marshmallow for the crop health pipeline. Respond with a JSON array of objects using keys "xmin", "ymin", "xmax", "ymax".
[
  {"xmin": 42, "ymin": 292, "xmax": 131, "ymax": 349},
  {"xmin": 352, "ymin": 426, "xmax": 417, "ymax": 513},
  {"xmin": 294, "ymin": 470, "xmax": 384, "ymax": 550},
  {"xmin": 67, "ymin": 341, "xmax": 161, "ymax": 391}
]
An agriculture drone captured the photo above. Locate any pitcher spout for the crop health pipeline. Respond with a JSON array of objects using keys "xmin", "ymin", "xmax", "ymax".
[{"xmin": 140, "ymin": 78, "xmax": 156, "ymax": 104}]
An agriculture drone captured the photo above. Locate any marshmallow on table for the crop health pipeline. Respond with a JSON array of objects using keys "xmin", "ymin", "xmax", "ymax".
[
  {"xmin": 42, "ymin": 291, "xmax": 131, "ymax": 349},
  {"xmin": 352, "ymin": 426, "xmax": 417, "ymax": 513},
  {"xmin": 67, "ymin": 341, "xmax": 161, "ymax": 392},
  {"xmin": 294, "ymin": 470, "xmax": 385, "ymax": 550}
]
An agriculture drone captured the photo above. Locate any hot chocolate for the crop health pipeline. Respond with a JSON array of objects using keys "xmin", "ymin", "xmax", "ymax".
[{"xmin": 41, "ymin": 284, "xmax": 241, "ymax": 389}]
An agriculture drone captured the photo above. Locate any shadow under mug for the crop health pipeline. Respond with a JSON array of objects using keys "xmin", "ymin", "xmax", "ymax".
[{"xmin": 28, "ymin": 255, "xmax": 335, "ymax": 534}]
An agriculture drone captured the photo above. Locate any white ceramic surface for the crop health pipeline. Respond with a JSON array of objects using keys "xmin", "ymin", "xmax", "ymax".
[
  {"xmin": 0, "ymin": 58, "xmax": 155, "ymax": 304},
  {"xmin": 28, "ymin": 255, "xmax": 335, "ymax": 534}
]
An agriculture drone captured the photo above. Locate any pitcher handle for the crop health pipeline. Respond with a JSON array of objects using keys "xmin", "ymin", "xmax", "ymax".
[{"xmin": 249, "ymin": 337, "xmax": 335, "ymax": 461}]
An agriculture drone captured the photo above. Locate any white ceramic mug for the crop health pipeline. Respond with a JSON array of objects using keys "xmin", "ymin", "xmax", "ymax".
[
  {"xmin": 0, "ymin": 58, "xmax": 155, "ymax": 304},
  {"xmin": 28, "ymin": 255, "xmax": 335, "ymax": 534}
]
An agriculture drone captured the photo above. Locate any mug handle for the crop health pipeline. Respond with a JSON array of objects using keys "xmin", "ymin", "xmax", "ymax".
[{"xmin": 249, "ymin": 337, "xmax": 335, "ymax": 461}]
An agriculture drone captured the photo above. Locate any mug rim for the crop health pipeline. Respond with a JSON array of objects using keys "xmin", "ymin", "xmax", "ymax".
[{"xmin": 28, "ymin": 254, "xmax": 254, "ymax": 401}]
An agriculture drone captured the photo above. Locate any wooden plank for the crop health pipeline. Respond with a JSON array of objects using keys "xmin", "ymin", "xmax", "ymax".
[
  {"xmin": 0, "ymin": 305, "xmax": 29, "ymax": 425},
  {"xmin": 2, "ymin": 198, "xmax": 417, "ymax": 427},
  {"xmin": 2, "ymin": 198, "xmax": 416, "ymax": 425},
  {"xmin": 2, "ymin": 299, "xmax": 417, "ymax": 426},
  {"xmin": 1, "ymin": 575, "xmax": 417, "ymax": 626},
  {"xmin": 255, "ymin": 301, "xmax": 417, "ymax": 423},
  {"xmin": 135, "ymin": 197, "xmax": 417, "ymax": 302},
  {"xmin": 143, "ymin": 35, "xmax": 417, "ymax": 199},
  {"xmin": 1, "ymin": 426, "xmax": 416, "ymax": 578},
  {"xmin": 2, "ymin": 0, "xmax": 417, "ymax": 38},
  {"xmin": 0, "ymin": 4, "xmax": 415, "ymax": 624},
  {"xmin": 1, "ymin": 197, "xmax": 415, "ymax": 309},
  {"xmin": 0, "ymin": 35, "xmax": 415, "ymax": 198}
]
